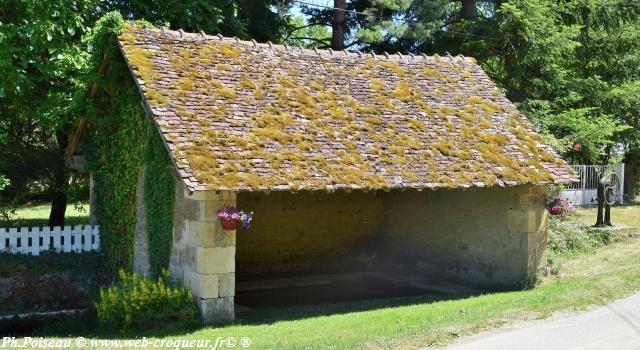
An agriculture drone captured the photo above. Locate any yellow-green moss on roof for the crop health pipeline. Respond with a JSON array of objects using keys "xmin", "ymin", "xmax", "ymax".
[{"xmin": 118, "ymin": 23, "xmax": 575, "ymax": 192}]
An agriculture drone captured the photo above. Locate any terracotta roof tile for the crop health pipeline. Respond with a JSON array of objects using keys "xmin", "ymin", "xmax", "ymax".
[{"xmin": 118, "ymin": 24, "xmax": 576, "ymax": 192}]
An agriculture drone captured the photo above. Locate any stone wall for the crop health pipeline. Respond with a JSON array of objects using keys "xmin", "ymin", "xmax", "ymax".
[
  {"xmin": 380, "ymin": 185, "xmax": 548, "ymax": 289},
  {"xmin": 169, "ymin": 177, "xmax": 236, "ymax": 323},
  {"xmin": 163, "ymin": 183, "xmax": 548, "ymax": 321},
  {"xmin": 236, "ymin": 185, "xmax": 548, "ymax": 289},
  {"xmin": 236, "ymin": 191, "xmax": 384, "ymax": 277}
]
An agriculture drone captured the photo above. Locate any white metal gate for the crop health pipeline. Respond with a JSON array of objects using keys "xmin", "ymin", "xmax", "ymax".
[{"xmin": 562, "ymin": 164, "xmax": 625, "ymax": 206}]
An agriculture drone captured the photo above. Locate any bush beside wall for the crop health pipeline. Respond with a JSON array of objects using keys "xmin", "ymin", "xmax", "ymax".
[{"xmin": 95, "ymin": 270, "xmax": 196, "ymax": 332}]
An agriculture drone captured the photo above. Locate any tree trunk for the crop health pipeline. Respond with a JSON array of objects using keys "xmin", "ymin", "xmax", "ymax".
[
  {"xmin": 48, "ymin": 130, "xmax": 69, "ymax": 227},
  {"xmin": 331, "ymin": 0, "xmax": 346, "ymax": 50},
  {"xmin": 624, "ymin": 150, "xmax": 640, "ymax": 202},
  {"xmin": 460, "ymin": 0, "xmax": 477, "ymax": 20}
]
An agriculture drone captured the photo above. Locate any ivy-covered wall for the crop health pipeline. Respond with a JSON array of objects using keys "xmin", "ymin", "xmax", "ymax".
[
  {"xmin": 83, "ymin": 12, "xmax": 174, "ymax": 276},
  {"xmin": 143, "ymin": 128, "xmax": 175, "ymax": 277}
]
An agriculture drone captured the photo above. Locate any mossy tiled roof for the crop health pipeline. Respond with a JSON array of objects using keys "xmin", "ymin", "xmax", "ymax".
[{"xmin": 118, "ymin": 24, "xmax": 575, "ymax": 192}]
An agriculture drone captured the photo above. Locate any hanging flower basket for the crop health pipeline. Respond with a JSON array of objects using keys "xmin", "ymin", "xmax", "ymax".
[
  {"xmin": 548, "ymin": 206, "xmax": 563, "ymax": 216},
  {"xmin": 545, "ymin": 195, "xmax": 574, "ymax": 220},
  {"xmin": 216, "ymin": 206, "xmax": 253, "ymax": 231},
  {"xmin": 220, "ymin": 216, "xmax": 238, "ymax": 230}
]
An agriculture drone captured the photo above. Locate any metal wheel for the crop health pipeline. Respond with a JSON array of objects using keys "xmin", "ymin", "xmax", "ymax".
[{"xmin": 603, "ymin": 172, "xmax": 620, "ymax": 205}]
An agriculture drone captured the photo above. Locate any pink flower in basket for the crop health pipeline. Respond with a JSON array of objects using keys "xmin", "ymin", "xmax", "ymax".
[{"xmin": 216, "ymin": 206, "xmax": 253, "ymax": 231}]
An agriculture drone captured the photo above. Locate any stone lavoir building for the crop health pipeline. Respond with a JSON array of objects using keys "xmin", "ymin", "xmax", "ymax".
[{"xmin": 116, "ymin": 24, "xmax": 574, "ymax": 322}]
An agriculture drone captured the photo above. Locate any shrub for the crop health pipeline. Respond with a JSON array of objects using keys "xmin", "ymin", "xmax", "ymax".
[
  {"xmin": 95, "ymin": 269, "xmax": 197, "ymax": 332},
  {"xmin": 547, "ymin": 216, "xmax": 613, "ymax": 255},
  {"xmin": 545, "ymin": 185, "xmax": 574, "ymax": 220},
  {"xmin": 521, "ymin": 273, "xmax": 539, "ymax": 290}
]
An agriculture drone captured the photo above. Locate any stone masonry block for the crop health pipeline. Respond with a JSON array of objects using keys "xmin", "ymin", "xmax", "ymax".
[
  {"xmin": 516, "ymin": 187, "xmax": 533, "ymax": 208},
  {"xmin": 507, "ymin": 209, "xmax": 538, "ymax": 233},
  {"xmin": 179, "ymin": 246, "xmax": 197, "ymax": 271},
  {"xmin": 186, "ymin": 220, "xmax": 215, "ymax": 247},
  {"xmin": 196, "ymin": 246, "xmax": 235, "ymax": 274},
  {"xmin": 186, "ymin": 220, "xmax": 236, "ymax": 247},
  {"xmin": 517, "ymin": 186, "xmax": 549, "ymax": 209},
  {"xmin": 213, "ymin": 227, "xmax": 236, "ymax": 247},
  {"xmin": 183, "ymin": 198, "xmax": 202, "ymax": 221},
  {"xmin": 184, "ymin": 271, "xmax": 219, "ymax": 299},
  {"xmin": 218, "ymin": 273, "xmax": 235, "ymax": 297},
  {"xmin": 182, "ymin": 196, "xmax": 237, "ymax": 222},
  {"xmin": 185, "ymin": 190, "xmax": 235, "ymax": 202},
  {"xmin": 198, "ymin": 297, "xmax": 234, "ymax": 323},
  {"xmin": 203, "ymin": 200, "xmax": 237, "ymax": 222}
]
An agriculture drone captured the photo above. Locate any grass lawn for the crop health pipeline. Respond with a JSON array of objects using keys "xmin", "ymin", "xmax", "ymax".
[
  {"xmin": 38, "ymin": 231, "xmax": 640, "ymax": 349},
  {"xmin": 573, "ymin": 201, "xmax": 640, "ymax": 231},
  {"xmin": 0, "ymin": 202, "xmax": 89, "ymax": 228},
  {"xmin": 9, "ymin": 201, "xmax": 639, "ymax": 349},
  {"xmin": 174, "ymin": 239, "xmax": 640, "ymax": 349}
]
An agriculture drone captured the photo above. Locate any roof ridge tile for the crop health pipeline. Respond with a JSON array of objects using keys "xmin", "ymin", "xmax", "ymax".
[{"xmin": 138, "ymin": 26, "xmax": 477, "ymax": 64}]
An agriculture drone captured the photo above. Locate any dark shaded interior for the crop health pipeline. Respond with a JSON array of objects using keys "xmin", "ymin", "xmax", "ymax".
[{"xmin": 235, "ymin": 273, "xmax": 466, "ymax": 309}]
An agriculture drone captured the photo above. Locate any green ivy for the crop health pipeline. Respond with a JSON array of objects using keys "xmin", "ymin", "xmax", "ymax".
[
  {"xmin": 82, "ymin": 12, "xmax": 174, "ymax": 276},
  {"xmin": 144, "ymin": 128, "xmax": 175, "ymax": 277}
]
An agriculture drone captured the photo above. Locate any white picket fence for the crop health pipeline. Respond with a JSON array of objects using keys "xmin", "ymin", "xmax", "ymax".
[{"xmin": 0, "ymin": 225, "xmax": 100, "ymax": 255}]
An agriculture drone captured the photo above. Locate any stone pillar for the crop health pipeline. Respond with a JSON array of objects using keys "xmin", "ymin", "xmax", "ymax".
[
  {"xmin": 507, "ymin": 185, "xmax": 549, "ymax": 280},
  {"xmin": 133, "ymin": 167, "xmax": 150, "ymax": 276},
  {"xmin": 170, "ymin": 179, "xmax": 236, "ymax": 323}
]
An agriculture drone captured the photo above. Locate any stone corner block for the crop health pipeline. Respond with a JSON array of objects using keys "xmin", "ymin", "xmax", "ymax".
[
  {"xmin": 218, "ymin": 273, "xmax": 235, "ymax": 297},
  {"xmin": 184, "ymin": 270, "xmax": 219, "ymax": 299},
  {"xmin": 517, "ymin": 185, "xmax": 549, "ymax": 209},
  {"xmin": 198, "ymin": 297, "xmax": 234, "ymax": 323},
  {"xmin": 196, "ymin": 246, "xmax": 235, "ymax": 274},
  {"xmin": 507, "ymin": 208, "xmax": 539, "ymax": 233},
  {"xmin": 186, "ymin": 220, "xmax": 236, "ymax": 248}
]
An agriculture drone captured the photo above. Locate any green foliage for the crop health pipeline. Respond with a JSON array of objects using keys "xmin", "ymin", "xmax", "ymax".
[
  {"xmin": 547, "ymin": 216, "xmax": 613, "ymax": 256},
  {"xmin": 0, "ymin": 175, "xmax": 14, "ymax": 222},
  {"xmin": 355, "ymin": 0, "xmax": 412, "ymax": 44},
  {"xmin": 0, "ymin": 0, "xmax": 98, "ymax": 223},
  {"xmin": 542, "ymin": 108, "xmax": 629, "ymax": 163},
  {"xmin": 0, "ymin": 175, "xmax": 8, "ymax": 191},
  {"xmin": 105, "ymin": 0, "xmax": 287, "ymax": 43},
  {"xmin": 546, "ymin": 184, "xmax": 565, "ymax": 202},
  {"xmin": 0, "ymin": 0, "xmax": 96, "ymax": 106},
  {"xmin": 95, "ymin": 269, "xmax": 196, "ymax": 332},
  {"xmin": 144, "ymin": 129, "xmax": 176, "ymax": 278},
  {"xmin": 285, "ymin": 15, "xmax": 331, "ymax": 48},
  {"xmin": 82, "ymin": 12, "xmax": 176, "ymax": 276}
]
